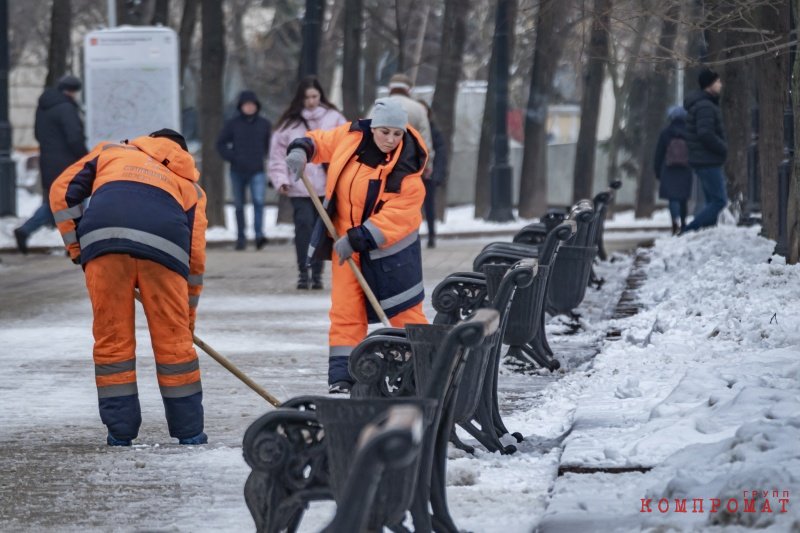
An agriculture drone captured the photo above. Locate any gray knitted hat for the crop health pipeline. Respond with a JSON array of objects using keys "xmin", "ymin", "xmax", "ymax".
[{"xmin": 369, "ymin": 98, "xmax": 408, "ymax": 131}]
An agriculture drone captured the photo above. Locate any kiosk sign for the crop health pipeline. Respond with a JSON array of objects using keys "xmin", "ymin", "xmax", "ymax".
[{"xmin": 84, "ymin": 27, "xmax": 180, "ymax": 148}]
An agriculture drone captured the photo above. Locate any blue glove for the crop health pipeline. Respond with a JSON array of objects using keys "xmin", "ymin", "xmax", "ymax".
[
  {"xmin": 286, "ymin": 148, "xmax": 307, "ymax": 181},
  {"xmin": 333, "ymin": 235, "xmax": 354, "ymax": 265}
]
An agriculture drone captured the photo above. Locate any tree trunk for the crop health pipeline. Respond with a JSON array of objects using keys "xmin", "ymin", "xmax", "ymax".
[
  {"xmin": 151, "ymin": 0, "xmax": 170, "ymax": 25},
  {"xmin": 788, "ymin": 0, "xmax": 800, "ymax": 264},
  {"xmin": 634, "ymin": 5, "xmax": 678, "ymax": 218},
  {"xmin": 572, "ymin": 0, "xmax": 611, "ymax": 204},
  {"xmin": 474, "ymin": 0, "xmax": 517, "ymax": 219},
  {"xmin": 719, "ymin": 25, "xmax": 754, "ymax": 216},
  {"xmin": 431, "ymin": 0, "xmax": 470, "ymax": 221},
  {"xmin": 342, "ymin": 0, "xmax": 363, "ymax": 119},
  {"xmin": 756, "ymin": 1, "xmax": 790, "ymax": 240},
  {"xmin": 45, "ymin": 0, "xmax": 71, "ymax": 88},
  {"xmin": 362, "ymin": 9, "xmax": 384, "ymax": 110},
  {"xmin": 518, "ymin": 0, "xmax": 570, "ymax": 219},
  {"xmin": 408, "ymin": 1, "xmax": 431, "ymax": 84},
  {"xmin": 179, "ymin": 0, "xmax": 200, "ymax": 84},
  {"xmin": 605, "ymin": 14, "xmax": 647, "ymax": 201},
  {"xmin": 393, "ymin": 0, "xmax": 406, "ymax": 73},
  {"xmin": 319, "ymin": 0, "xmax": 344, "ymax": 96},
  {"xmin": 200, "ymin": 0, "xmax": 226, "ymax": 227}
]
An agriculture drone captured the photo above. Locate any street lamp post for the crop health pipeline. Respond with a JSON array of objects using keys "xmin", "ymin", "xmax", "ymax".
[
  {"xmin": 299, "ymin": 0, "xmax": 324, "ymax": 79},
  {"xmin": 0, "ymin": 0, "xmax": 16, "ymax": 217},
  {"xmin": 487, "ymin": 0, "xmax": 514, "ymax": 222}
]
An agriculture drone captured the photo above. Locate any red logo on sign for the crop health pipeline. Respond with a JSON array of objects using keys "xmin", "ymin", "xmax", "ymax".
[{"xmin": 90, "ymin": 38, "xmax": 98, "ymax": 45}]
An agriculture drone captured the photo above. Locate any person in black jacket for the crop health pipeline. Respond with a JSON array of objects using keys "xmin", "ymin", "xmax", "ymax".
[
  {"xmin": 216, "ymin": 90, "xmax": 272, "ymax": 250},
  {"xmin": 653, "ymin": 106, "xmax": 693, "ymax": 234},
  {"xmin": 14, "ymin": 75, "xmax": 88, "ymax": 254},
  {"xmin": 418, "ymin": 100, "xmax": 448, "ymax": 248},
  {"xmin": 683, "ymin": 68, "xmax": 728, "ymax": 232}
]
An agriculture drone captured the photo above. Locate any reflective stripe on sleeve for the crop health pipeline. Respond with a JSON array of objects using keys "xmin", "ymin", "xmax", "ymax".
[
  {"xmin": 187, "ymin": 274, "xmax": 203, "ymax": 286},
  {"xmin": 363, "ymin": 220, "xmax": 387, "ymax": 247},
  {"xmin": 62, "ymin": 231, "xmax": 78, "ymax": 245},
  {"xmin": 53, "ymin": 204, "xmax": 84, "ymax": 223},
  {"xmin": 189, "ymin": 295, "xmax": 200, "ymax": 308}
]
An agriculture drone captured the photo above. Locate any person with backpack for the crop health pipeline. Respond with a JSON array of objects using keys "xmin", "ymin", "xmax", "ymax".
[
  {"xmin": 682, "ymin": 68, "xmax": 728, "ymax": 233},
  {"xmin": 653, "ymin": 106, "xmax": 693, "ymax": 234}
]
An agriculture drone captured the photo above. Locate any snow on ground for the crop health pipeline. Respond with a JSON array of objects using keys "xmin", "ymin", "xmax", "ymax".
[
  {"xmin": 0, "ymin": 190, "xmax": 669, "ymax": 252},
  {"xmin": 2, "ymin": 207, "xmax": 797, "ymax": 532}
]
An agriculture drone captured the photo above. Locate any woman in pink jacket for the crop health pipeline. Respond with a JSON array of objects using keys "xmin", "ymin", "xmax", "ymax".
[{"xmin": 269, "ymin": 77, "xmax": 346, "ymax": 289}]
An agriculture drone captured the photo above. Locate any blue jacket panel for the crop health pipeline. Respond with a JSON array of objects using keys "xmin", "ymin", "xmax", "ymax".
[{"xmin": 78, "ymin": 181, "xmax": 193, "ymax": 278}]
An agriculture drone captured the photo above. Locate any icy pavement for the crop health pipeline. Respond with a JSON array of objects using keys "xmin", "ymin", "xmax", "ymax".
[{"xmin": 2, "ymin": 226, "xmax": 798, "ymax": 532}]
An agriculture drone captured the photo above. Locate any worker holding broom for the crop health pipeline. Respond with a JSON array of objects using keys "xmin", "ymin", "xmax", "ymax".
[
  {"xmin": 285, "ymin": 98, "xmax": 429, "ymax": 394},
  {"xmin": 50, "ymin": 129, "xmax": 208, "ymax": 446}
]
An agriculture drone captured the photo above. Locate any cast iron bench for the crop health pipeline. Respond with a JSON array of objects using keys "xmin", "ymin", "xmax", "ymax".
[{"xmin": 243, "ymin": 309, "xmax": 499, "ymax": 533}]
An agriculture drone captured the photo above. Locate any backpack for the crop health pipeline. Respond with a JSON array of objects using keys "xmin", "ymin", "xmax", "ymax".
[{"xmin": 665, "ymin": 136, "xmax": 689, "ymax": 167}]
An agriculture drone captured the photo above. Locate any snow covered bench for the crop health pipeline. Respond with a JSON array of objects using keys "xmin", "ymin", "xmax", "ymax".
[{"xmin": 242, "ymin": 310, "xmax": 499, "ymax": 533}]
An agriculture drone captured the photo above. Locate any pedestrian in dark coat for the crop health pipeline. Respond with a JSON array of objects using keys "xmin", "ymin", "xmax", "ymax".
[
  {"xmin": 417, "ymin": 100, "xmax": 448, "ymax": 248},
  {"xmin": 682, "ymin": 68, "xmax": 728, "ymax": 233},
  {"xmin": 653, "ymin": 106, "xmax": 693, "ymax": 234},
  {"xmin": 14, "ymin": 75, "xmax": 88, "ymax": 254},
  {"xmin": 216, "ymin": 90, "xmax": 272, "ymax": 250}
]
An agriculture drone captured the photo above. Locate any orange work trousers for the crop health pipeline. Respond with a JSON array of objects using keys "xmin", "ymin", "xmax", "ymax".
[
  {"xmin": 84, "ymin": 254, "xmax": 203, "ymax": 440},
  {"xmin": 328, "ymin": 250, "xmax": 426, "ymax": 384}
]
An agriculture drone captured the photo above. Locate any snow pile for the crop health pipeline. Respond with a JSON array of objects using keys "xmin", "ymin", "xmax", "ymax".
[{"xmin": 541, "ymin": 226, "xmax": 800, "ymax": 530}]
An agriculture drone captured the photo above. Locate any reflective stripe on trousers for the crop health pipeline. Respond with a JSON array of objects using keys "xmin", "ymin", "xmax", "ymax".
[{"xmin": 85, "ymin": 254, "xmax": 203, "ymax": 439}]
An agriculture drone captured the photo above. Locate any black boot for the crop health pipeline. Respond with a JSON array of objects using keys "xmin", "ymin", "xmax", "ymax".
[
  {"xmin": 297, "ymin": 269, "xmax": 310, "ymax": 290},
  {"xmin": 13, "ymin": 228, "xmax": 28, "ymax": 255},
  {"xmin": 235, "ymin": 208, "xmax": 246, "ymax": 250},
  {"xmin": 311, "ymin": 263, "xmax": 324, "ymax": 290},
  {"xmin": 671, "ymin": 221, "xmax": 680, "ymax": 236}
]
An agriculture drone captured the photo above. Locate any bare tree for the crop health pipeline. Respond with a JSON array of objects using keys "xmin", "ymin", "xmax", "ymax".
[
  {"xmin": 179, "ymin": 0, "xmax": 199, "ymax": 83},
  {"xmin": 518, "ymin": 0, "xmax": 572, "ymax": 219},
  {"xmin": 342, "ymin": 0, "xmax": 363, "ymax": 119},
  {"xmin": 45, "ymin": 0, "xmax": 72, "ymax": 88},
  {"xmin": 573, "ymin": 0, "xmax": 611, "ymax": 203},
  {"xmin": 117, "ymin": 0, "xmax": 156, "ymax": 25},
  {"xmin": 431, "ymin": 0, "xmax": 471, "ymax": 220},
  {"xmin": 754, "ymin": 0, "xmax": 791, "ymax": 240},
  {"xmin": 200, "ymin": 0, "xmax": 226, "ymax": 226},
  {"xmin": 788, "ymin": 0, "xmax": 800, "ymax": 264},
  {"xmin": 635, "ymin": 3, "xmax": 679, "ymax": 218}
]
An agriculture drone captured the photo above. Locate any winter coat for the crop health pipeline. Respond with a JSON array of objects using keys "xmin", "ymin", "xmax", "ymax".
[
  {"xmin": 367, "ymin": 93, "xmax": 435, "ymax": 168},
  {"xmin": 216, "ymin": 91, "xmax": 272, "ymax": 175},
  {"xmin": 653, "ymin": 118, "xmax": 693, "ymax": 200},
  {"xmin": 49, "ymin": 136, "xmax": 207, "ymax": 308},
  {"xmin": 268, "ymin": 105, "xmax": 346, "ymax": 197},
  {"xmin": 429, "ymin": 121, "xmax": 448, "ymax": 185},
  {"xmin": 34, "ymin": 88, "xmax": 88, "ymax": 192},
  {"xmin": 684, "ymin": 89, "xmax": 727, "ymax": 167},
  {"xmin": 290, "ymin": 119, "xmax": 428, "ymax": 321}
]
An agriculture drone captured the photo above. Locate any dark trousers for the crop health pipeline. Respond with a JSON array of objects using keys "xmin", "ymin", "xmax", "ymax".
[
  {"xmin": 423, "ymin": 179, "xmax": 436, "ymax": 244},
  {"xmin": 290, "ymin": 197, "xmax": 324, "ymax": 279},
  {"xmin": 668, "ymin": 199, "xmax": 688, "ymax": 229},
  {"xmin": 686, "ymin": 166, "xmax": 727, "ymax": 231}
]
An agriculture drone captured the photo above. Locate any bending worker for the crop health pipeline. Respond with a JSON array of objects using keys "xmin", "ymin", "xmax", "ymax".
[
  {"xmin": 285, "ymin": 98, "xmax": 429, "ymax": 393},
  {"xmin": 50, "ymin": 129, "xmax": 208, "ymax": 446}
]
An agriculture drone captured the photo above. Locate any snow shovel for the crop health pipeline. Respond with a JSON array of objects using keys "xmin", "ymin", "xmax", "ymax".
[
  {"xmin": 134, "ymin": 291, "xmax": 282, "ymax": 407},
  {"xmin": 296, "ymin": 170, "xmax": 392, "ymax": 327}
]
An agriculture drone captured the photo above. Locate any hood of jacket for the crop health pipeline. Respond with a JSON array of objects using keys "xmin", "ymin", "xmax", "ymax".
[
  {"xmin": 38, "ymin": 88, "xmax": 75, "ymax": 111},
  {"xmin": 237, "ymin": 90, "xmax": 261, "ymax": 113},
  {"xmin": 130, "ymin": 136, "xmax": 200, "ymax": 182},
  {"xmin": 684, "ymin": 89, "xmax": 719, "ymax": 111}
]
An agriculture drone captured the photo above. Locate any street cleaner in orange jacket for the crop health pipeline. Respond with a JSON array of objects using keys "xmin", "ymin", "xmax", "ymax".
[
  {"xmin": 50, "ymin": 129, "xmax": 208, "ymax": 446},
  {"xmin": 285, "ymin": 98, "xmax": 428, "ymax": 393}
]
